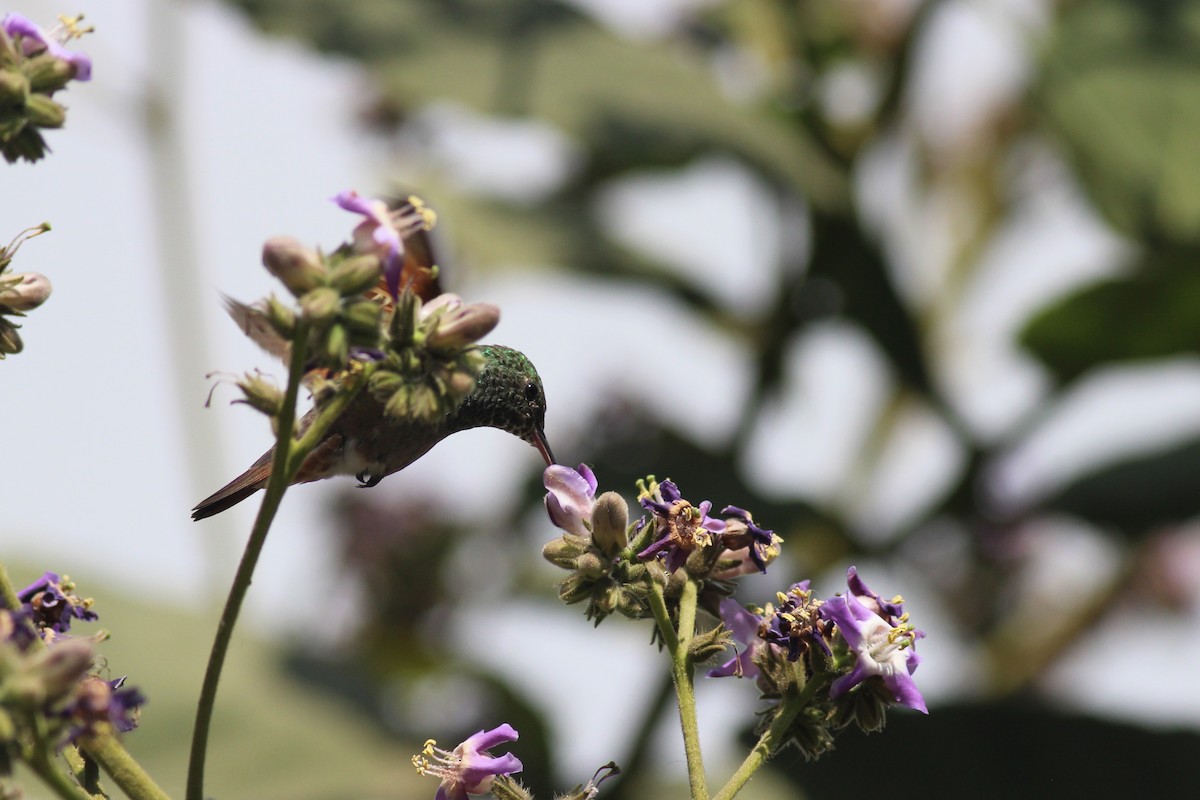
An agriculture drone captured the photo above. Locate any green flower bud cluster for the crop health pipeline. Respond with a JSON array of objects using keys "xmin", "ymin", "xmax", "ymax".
[
  {"xmin": 542, "ymin": 492, "xmax": 655, "ymax": 625},
  {"xmin": 260, "ymin": 236, "xmax": 384, "ymax": 369},
  {"xmin": 366, "ymin": 290, "xmax": 499, "ymax": 424},
  {"xmin": 0, "ymin": 223, "xmax": 52, "ymax": 359},
  {"xmin": 0, "ymin": 16, "xmax": 91, "ymax": 163}
]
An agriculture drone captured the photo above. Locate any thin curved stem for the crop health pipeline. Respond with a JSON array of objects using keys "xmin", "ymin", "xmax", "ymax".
[
  {"xmin": 712, "ymin": 677, "xmax": 817, "ymax": 800},
  {"xmin": 186, "ymin": 324, "xmax": 312, "ymax": 800}
]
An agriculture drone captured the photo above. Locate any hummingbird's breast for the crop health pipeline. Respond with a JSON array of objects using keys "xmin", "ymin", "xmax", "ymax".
[{"xmin": 330, "ymin": 393, "xmax": 447, "ymax": 480}]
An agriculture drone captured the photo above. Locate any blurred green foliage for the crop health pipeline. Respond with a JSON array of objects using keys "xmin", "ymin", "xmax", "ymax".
[{"xmin": 211, "ymin": 0, "xmax": 1200, "ymax": 796}]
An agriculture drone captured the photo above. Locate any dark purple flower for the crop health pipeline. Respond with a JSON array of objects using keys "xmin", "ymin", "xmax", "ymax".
[
  {"xmin": 636, "ymin": 479, "xmax": 725, "ymax": 572},
  {"xmin": 818, "ymin": 568, "xmax": 926, "ymax": 714},
  {"xmin": 845, "ymin": 566, "xmax": 907, "ymax": 622},
  {"xmin": 1, "ymin": 13, "xmax": 92, "ymax": 81},
  {"xmin": 412, "ymin": 723, "xmax": 524, "ymax": 800},
  {"xmin": 62, "ymin": 676, "xmax": 145, "ymax": 743},
  {"xmin": 17, "ymin": 572, "xmax": 97, "ymax": 635},
  {"xmin": 544, "ymin": 464, "xmax": 597, "ymax": 537},
  {"xmin": 761, "ymin": 580, "xmax": 830, "ymax": 663},
  {"xmin": 719, "ymin": 505, "xmax": 781, "ymax": 574},
  {"xmin": 707, "ymin": 597, "xmax": 765, "ymax": 679}
]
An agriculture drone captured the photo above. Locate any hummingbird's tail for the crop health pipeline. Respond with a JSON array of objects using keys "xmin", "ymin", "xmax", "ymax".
[{"xmin": 191, "ymin": 452, "xmax": 273, "ymax": 521}]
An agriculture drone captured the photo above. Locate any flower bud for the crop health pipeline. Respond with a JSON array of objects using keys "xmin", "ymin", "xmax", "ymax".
[
  {"xmin": 408, "ymin": 383, "xmax": 440, "ymax": 422},
  {"xmin": 0, "ymin": 271, "xmax": 51, "ymax": 311},
  {"xmin": 617, "ymin": 587, "xmax": 649, "ymax": 619},
  {"xmin": 1, "ymin": 126, "xmax": 47, "ymax": 163},
  {"xmin": 595, "ymin": 581, "xmax": 622, "ymax": 616},
  {"xmin": 265, "ymin": 295, "xmax": 296, "ymax": 338},
  {"xmin": 262, "ymin": 236, "xmax": 326, "ymax": 296},
  {"xmin": 299, "ymin": 286, "xmax": 341, "ymax": 327},
  {"xmin": 426, "ymin": 302, "xmax": 500, "ymax": 351},
  {"xmin": 0, "ymin": 69, "xmax": 29, "ymax": 104},
  {"xmin": 369, "ymin": 369, "xmax": 403, "ymax": 396},
  {"xmin": 557, "ymin": 573, "xmax": 593, "ymax": 605},
  {"xmin": 321, "ymin": 323, "xmax": 349, "ymax": 365},
  {"xmin": 236, "ymin": 373, "xmax": 282, "ymax": 417},
  {"xmin": 329, "ymin": 254, "xmax": 382, "ymax": 296},
  {"xmin": 542, "ymin": 535, "xmax": 588, "ymax": 569},
  {"xmin": 575, "ymin": 552, "xmax": 607, "ymax": 581},
  {"xmin": 0, "ymin": 319, "xmax": 23, "ymax": 355},
  {"xmin": 18, "ymin": 639, "xmax": 94, "ymax": 705},
  {"xmin": 344, "ymin": 300, "xmax": 381, "ymax": 336},
  {"xmin": 22, "ymin": 94, "xmax": 64, "ymax": 127},
  {"xmin": 590, "ymin": 492, "xmax": 629, "ymax": 556},
  {"xmin": 21, "ymin": 53, "xmax": 75, "ymax": 93}
]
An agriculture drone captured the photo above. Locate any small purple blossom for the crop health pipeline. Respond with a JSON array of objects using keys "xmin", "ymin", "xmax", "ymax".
[
  {"xmin": 720, "ymin": 505, "xmax": 781, "ymax": 574},
  {"xmin": 2, "ymin": 13, "xmax": 92, "ymax": 81},
  {"xmin": 333, "ymin": 190, "xmax": 404, "ymax": 298},
  {"xmin": 17, "ymin": 572, "xmax": 97, "ymax": 635},
  {"xmin": 761, "ymin": 580, "xmax": 830, "ymax": 662},
  {"xmin": 707, "ymin": 597, "xmax": 764, "ymax": 679},
  {"xmin": 62, "ymin": 676, "xmax": 145, "ymax": 743},
  {"xmin": 819, "ymin": 568, "xmax": 926, "ymax": 714},
  {"xmin": 544, "ymin": 464, "xmax": 597, "ymax": 537},
  {"xmin": 412, "ymin": 723, "xmax": 524, "ymax": 800},
  {"xmin": 636, "ymin": 479, "xmax": 725, "ymax": 572}
]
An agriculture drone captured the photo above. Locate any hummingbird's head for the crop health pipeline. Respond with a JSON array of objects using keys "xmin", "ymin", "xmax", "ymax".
[{"xmin": 452, "ymin": 345, "xmax": 555, "ymax": 465}]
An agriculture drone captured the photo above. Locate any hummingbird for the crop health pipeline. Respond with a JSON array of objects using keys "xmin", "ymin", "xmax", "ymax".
[{"xmin": 192, "ymin": 343, "xmax": 554, "ymax": 520}]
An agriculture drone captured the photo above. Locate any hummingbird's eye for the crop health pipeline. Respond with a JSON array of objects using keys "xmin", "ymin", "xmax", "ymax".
[{"xmin": 524, "ymin": 381, "xmax": 540, "ymax": 403}]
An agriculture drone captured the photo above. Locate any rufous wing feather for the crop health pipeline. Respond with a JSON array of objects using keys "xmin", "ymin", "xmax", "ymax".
[{"xmin": 191, "ymin": 450, "xmax": 273, "ymax": 520}]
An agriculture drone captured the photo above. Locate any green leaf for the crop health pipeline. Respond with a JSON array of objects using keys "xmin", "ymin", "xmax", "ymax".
[
  {"xmin": 1019, "ymin": 247, "xmax": 1200, "ymax": 382},
  {"xmin": 1037, "ymin": 0, "xmax": 1200, "ymax": 242}
]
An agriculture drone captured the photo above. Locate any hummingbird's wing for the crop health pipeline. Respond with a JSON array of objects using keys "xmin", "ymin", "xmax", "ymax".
[
  {"xmin": 191, "ymin": 428, "xmax": 347, "ymax": 520},
  {"xmin": 191, "ymin": 447, "xmax": 273, "ymax": 520},
  {"xmin": 224, "ymin": 296, "xmax": 291, "ymax": 362}
]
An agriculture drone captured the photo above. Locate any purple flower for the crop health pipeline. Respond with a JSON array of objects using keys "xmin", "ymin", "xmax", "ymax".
[
  {"xmin": 818, "ymin": 568, "xmax": 926, "ymax": 714},
  {"xmin": 719, "ymin": 506, "xmax": 781, "ymax": 574},
  {"xmin": 2, "ymin": 14, "xmax": 92, "ymax": 81},
  {"xmin": 544, "ymin": 464, "xmax": 597, "ymax": 537},
  {"xmin": 63, "ymin": 676, "xmax": 145, "ymax": 743},
  {"xmin": 707, "ymin": 597, "xmax": 765, "ymax": 679},
  {"xmin": 761, "ymin": 580, "xmax": 830, "ymax": 662},
  {"xmin": 412, "ymin": 724, "xmax": 524, "ymax": 800},
  {"xmin": 333, "ymin": 190, "xmax": 404, "ymax": 298},
  {"xmin": 17, "ymin": 572, "xmax": 97, "ymax": 635},
  {"xmin": 636, "ymin": 479, "xmax": 725, "ymax": 572}
]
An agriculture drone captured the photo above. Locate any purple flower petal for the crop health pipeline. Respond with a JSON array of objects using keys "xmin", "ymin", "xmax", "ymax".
[
  {"xmin": 333, "ymin": 190, "xmax": 404, "ymax": 298},
  {"xmin": 706, "ymin": 598, "xmax": 763, "ymax": 679},
  {"xmin": 543, "ymin": 464, "xmax": 597, "ymax": 537},
  {"xmin": 1, "ymin": 14, "xmax": 91, "ymax": 80}
]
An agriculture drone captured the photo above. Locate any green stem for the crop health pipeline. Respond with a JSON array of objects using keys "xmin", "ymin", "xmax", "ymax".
[
  {"xmin": 649, "ymin": 580, "xmax": 708, "ymax": 800},
  {"xmin": 0, "ymin": 561, "xmax": 21, "ymax": 612},
  {"xmin": 711, "ymin": 677, "xmax": 817, "ymax": 800},
  {"xmin": 25, "ymin": 742, "xmax": 94, "ymax": 800},
  {"xmin": 82, "ymin": 734, "xmax": 171, "ymax": 800},
  {"xmin": 186, "ymin": 324, "xmax": 314, "ymax": 800}
]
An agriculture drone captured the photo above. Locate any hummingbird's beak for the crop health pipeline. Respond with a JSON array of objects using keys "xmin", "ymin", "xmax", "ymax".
[{"xmin": 532, "ymin": 427, "xmax": 555, "ymax": 466}]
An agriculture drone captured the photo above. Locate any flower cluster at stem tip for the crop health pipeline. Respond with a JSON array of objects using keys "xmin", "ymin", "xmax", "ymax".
[
  {"xmin": 0, "ymin": 223, "xmax": 53, "ymax": 358},
  {"xmin": 541, "ymin": 465, "xmax": 928, "ymax": 757},
  {"xmin": 0, "ymin": 12, "xmax": 92, "ymax": 163},
  {"xmin": 234, "ymin": 190, "xmax": 499, "ymax": 425},
  {"xmin": 1, "ymin": 572, "xmax": 144, "ymax": 751}
]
